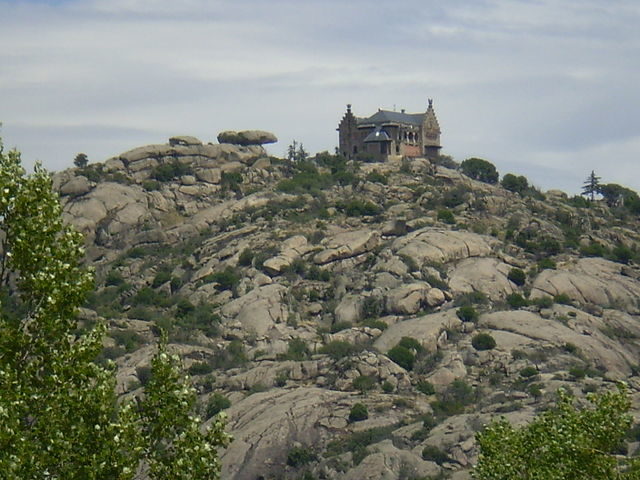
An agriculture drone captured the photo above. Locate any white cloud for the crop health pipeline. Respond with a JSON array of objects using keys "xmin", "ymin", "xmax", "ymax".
[{"xmin": 1, "ymin": 0, "xmax": 639, "ymax": 193}]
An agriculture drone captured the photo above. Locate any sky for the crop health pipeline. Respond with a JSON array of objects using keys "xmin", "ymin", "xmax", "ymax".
[{"xmin": 1, "ymin": 0, "xmax": 639, "ymax": 194}]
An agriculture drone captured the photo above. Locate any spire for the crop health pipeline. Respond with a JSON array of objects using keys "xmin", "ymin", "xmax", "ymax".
[{"xmin": 424, "ymin": 99, "xmax": 441, "ymax": 135}]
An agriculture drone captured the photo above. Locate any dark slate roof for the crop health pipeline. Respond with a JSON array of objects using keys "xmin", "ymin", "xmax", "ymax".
[
  {"xmin": 363, "ymin": 129, "xmax": 391, "ymax": 142},
  {"xmin": 358, "ymin": 110, "xmax": 424, "ymax": 126}
]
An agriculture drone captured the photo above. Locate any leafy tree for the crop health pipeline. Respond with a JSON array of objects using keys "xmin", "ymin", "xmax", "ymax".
[
  {"xmin": 460, "ymin": 158, "xmax": 499, "ymax": 184},
  {"xmin": 581, "ymin": 170, "xmax": 601, "ymax": 201},
  {"xmin": 74, "ymin": 152, "xmax": 89, "ymax": 168},
  {"xmin": 473, "ymin": 384, "xmax": 640, "ymax": 479},
  {"xmin": 0, "ymin": 143, "xmax": 230, "ymax": 479},
  {"xmin": 501, "ymin": 173, "xmax": 528, "ymax": 194}
]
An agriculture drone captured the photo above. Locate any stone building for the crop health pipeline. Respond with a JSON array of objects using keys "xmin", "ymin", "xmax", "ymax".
[{"xmin": 337, "ymin": 99, "xmax": 441, "ymax": 162}]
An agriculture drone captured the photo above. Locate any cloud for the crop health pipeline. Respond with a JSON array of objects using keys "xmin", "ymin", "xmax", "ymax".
[{"xmin": 1, "ymin": 0, "xmax": 639, "ymax": 193}]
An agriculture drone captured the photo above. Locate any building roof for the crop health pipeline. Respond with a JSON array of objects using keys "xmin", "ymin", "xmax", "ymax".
[
  {"xmin": 358, "ymin": 110, "xmax": 424, "ymax": 127},
  {"xmin": 363, "ymin": 128, "xmax": 391, "ymax": 143}
]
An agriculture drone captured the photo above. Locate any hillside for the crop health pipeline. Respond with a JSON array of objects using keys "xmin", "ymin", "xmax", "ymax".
[{"xmin": 55, "ymin": 133, "xmax": 640, "ymax": 480}]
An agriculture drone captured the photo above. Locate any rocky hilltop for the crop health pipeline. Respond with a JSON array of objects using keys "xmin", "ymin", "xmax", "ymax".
[{"xmin": 55, "ymin": 133, "xmax": 640, "ymax": 480}]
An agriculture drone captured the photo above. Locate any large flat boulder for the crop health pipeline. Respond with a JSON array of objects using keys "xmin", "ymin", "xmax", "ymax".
[
  {"xmin": 314, "ymin": 229, "xmax": 381, "ymax": 265},
  {"xmin": 374, "ymin": 310, "xmax": 462, "ymax": 354},
  {"xmin": 448, "ymin": 257, "xmax": 516, "ymax": 301},
  {"xmin": 392, "ymin": 228, "xmax": 494, "ymax": 267},
  {"xmin": 217, "ymin": 130, "xmax": 277, "ymax": 146},
  {"xmin": 218, "ymin": 387, "xmax": 352, "ymax": 480},
  {"xmin": 530, "ymin": 257, "xmax": 640, "ymax": 313}
]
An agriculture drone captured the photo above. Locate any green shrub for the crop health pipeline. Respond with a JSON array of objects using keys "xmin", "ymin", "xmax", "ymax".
[
  {"xmin": 339, "ymin": 198, "xmax": 382, "ymax": 217},
  {"xmin": 553, "ymin": 293, "xmax": 572, "ymax": 305},
  {"xmin": 280, "ymin": 338, "xmax": 310, "ymax": 361},
  {"xmin": 105, "ymin": 270, "xmax": 125, "ymax": 287},
  {"xmin": 287, "ymin": 446, "xmax": 316, "ymax": 467},
  {"xmin": 110, "ymin": 329, "xmax": 144, "ymax": 352},
  {"xmin": 353, "ymin": 375, "xmax": 376, "ymax": 394},
  {"xmin": 152, "ymin": 160, "xmax": 192, "ymax": 181},
  {"xmin": 206, "ymin": 393, "xmax": 231, "ymax": 418},
  {"xmin": 580, "ymin": 242, "xmax": 607, "ymax": 258},
  {"xmin": 319, "ymin": 340, "xmax": 359, "ymax": 360},
  {"xmin": 472, "ymin": 333, "xmax": 496, "ymax": 351},
  {"xmin": 416, "ymin": 380, "xmax": 436, "ymax": 395},
  {"xmin": 202, "ymin": 267, "xmax": 241, "ymax": 292},
  {"xmin": 431, "ymin": 379, "xmax": 476, "ymax": 418},
  {"xmin": 460, "ymin": 158, "xmax": 499, "ymax": 184},
  {"xmin": 306, "ymin": 265, "xmax": 331, "ymax": 282},
  {"xmin": 387, "ymin": 345, "xmax": 415, "ymax": 371},
  {"xmin": 456, "ymin": 305, "xmax": 478, "ymax": 322},
  {"xmin": 238, "ymin": 248, "xmax": 254, "ymax": 266},
  {"xmin": 212, "ymin": 340, "xmax": 247, "ymax": 369},
  {"xmin": 381, "ymin": 381, "xmax": 394, "ymax": 393},
  {"xmin": 537, "ymin": 258, "xmax": 556, "ymax": 270},
  {"xmin": 437, "ymin": 208, "xmax": 455, "ymax": 224},
  {"xmin": 151, "ymin": 270, "xmax": 172, "ymax": 288},
  {"xmin": 528, "ymin": 383, "xmax": 543, "ymax": 398},
  {"xmin": 519, "ymin": 366, "xmax": 538, "ymax": 378},
  {"xmin": 398, "ymin": 337, "xmax": 423, "ymax": 352},
  {"xmin": 501, "ymin": 173, "xmax": 529, "ymax": 194},
  {"xmin": 135, "ymin": 365, "xmax": 152, "ymax": 386},
  {"xmin": 506, "ymin": 293, "xmax": 528, "ymax": 309},
  {"xmin": 142, "ymin": 179, "xmax": 161, "ymax": 191},
  {"xmin": 611, "ymin": 244, "xmax": 634, "ymax": 264},
  {"xmin": 507, "ymin": 268, "xmax": 526, "ymax": 286},
  {"xmin": 366, "ymin": 170, "xmax": 388, "ymax": 184},
  {"xmin": 349, "ymin": 403, "xmax": 369, "ymax": 422},
  {"xmin": 531, "ymin": 296, "xmax": 554, "ymax": 308},
  {"xmin": 422, "ymin": 445, "xmax": 450, "ymax": 465},
  {"xmin": 454, "ymin": 291, "xmax": 488, "ymax": 306},
  {"xmin": 188, "ymin": 361, "xmax": 213, "ymax": 376}
]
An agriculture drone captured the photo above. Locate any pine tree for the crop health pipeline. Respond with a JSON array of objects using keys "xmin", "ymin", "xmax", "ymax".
[{"xmin": 582, "ymin": 170, "xmax": 601, "ymax": 201}]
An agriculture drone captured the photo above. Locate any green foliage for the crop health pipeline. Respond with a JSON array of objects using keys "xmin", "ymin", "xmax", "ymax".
[
  {"xmin": 581, "ymin": 170, "xmax": 601, "ymax": 201},
  {"xmin": 388, "ymin": 345, "xmax": 416, "ymax": 371},
  {"xmin": 211, "ymin": 340, "xmax": 248, "ymax": 369},
  {"xmin": 422, "ymin": 445, "xmax": 450, "ymax": 465},
  {"xmin": 507, "ymin": 267, "xmax": 526, "ymax": 286},
  {"xmin": 537, "ymin": 257, "xmax": 557, "ymax": 270},
  {"xmin": 472, "ymin": 333, "xmax": 497, "ymax": 351},
  {"xmin": 416, "ymin": 380, "xmax": 436, "ymax": 395},
  {"xmin": 238, "ymin": 248, "xmax": 255, "ymax": 266},
  {"xmin": 139, "ymin": 337, "xmax": 231, "ymax": 478},
  {"xmin": 474, "ymin": 385, "xmax": 638, "ymax": 480},
  {"xmin": 457, "ymin": 305, "xmax": 478, "ymax": 322},
  {"xmin": 353, "ymin": 375, "xmax": 376, "ymax": 394},
  {"xmin": 206, "ymin": 392, "xmax": 231, "ymax": 419},
  {"xmin": 221, "ymin": 171, "xmax": 243, "ymax": 194},
  {"xmin": 519, "ymin": 366, "xmax": 538, "ymax": 378},
  {"xmin": 431, "ymin": 379, "xmax": 477, "ymax": 418},
  {"xmin": 454, "ymin": 290, "xmax": 488, "ymax": 307},
  {"xmin": 501, "ymin": 173, "xmax": 529, "ymax": 194},
  {"xmin": 506, "ymin": 293, "xmax": 529, "ymax": 309},
  {"xmin": 366, "ymin": 169, "xmax": 388, "ymax": 184},
  {"xmin": 0, "ymin": 145, "xmax": 229, "ymax": 478},
  {"xmin": 580, "ymin": 241, "xmax": 608, "ymax": 258},
  {"xmin": 188, "ymin": 361, "xmax": 213, "ymax": 376},
  {"xmin": 152, "ymin": 160, "xmax": 193, "ymax": 182},
  {"xmin": 460, "ymin": 158, "xmax": 499, "ymax": 184},
  {"xmin": 202, "ymin": 266, "xmax": 241, "ymax": 292},
  {"xmin": 287, "ymin": 446, "xmax": 317, "ymax": 467},
  {"xmin": 348, "ymin": 403, "xmax": 369, "ymax": 422},
  {"xmin": 319, "ymin": 340, "xmax": 360, "ymax": 360},
  {"xmin": 73, "ymin": 152, "xmax": 89, "ymax": 168},
  {"xmin": 437, "ymin": 208, "xmax": 455, "ymax": 224},
  {"xmin": 280, "ymin": 337, "xmax": 311, "ymax": 361},
  {"xmin": 337, "ymin": 198, "xmax": 382, "ymax": 217}
]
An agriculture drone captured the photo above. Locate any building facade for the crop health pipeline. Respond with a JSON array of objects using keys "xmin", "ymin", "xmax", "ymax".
[{"xmin": 337, "ymin": 100, "xmax": 441, "ymax": 162}]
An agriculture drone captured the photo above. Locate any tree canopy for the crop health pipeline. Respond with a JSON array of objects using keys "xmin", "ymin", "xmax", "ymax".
[
  {"xmin": 0, "ymin": 141, "xmax": 230, "ymax": 479},
  {"xmin": 473, "ymin": 384, "xmax": 640, "ymax": 480},
  {"xmin": 460, "ymin": 158, "xmax": 499, "ymax": 184}
]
